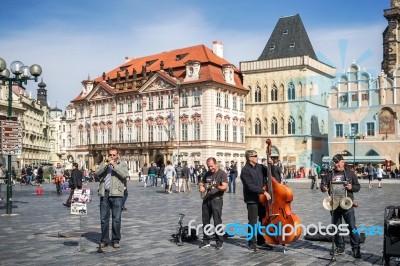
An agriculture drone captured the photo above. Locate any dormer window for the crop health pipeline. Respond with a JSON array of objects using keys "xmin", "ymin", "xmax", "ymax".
[
  {"xmin": 289, "ymin": 43, "xmax": 295, "ymax": 48},
  {"xmin": 222, "ymin": 64, "xmax": 236, "ymax": 86},
  {"xmin": 176, "ymin": 53, "xmax": 188, "ymax": 61},
  {"xmin": 269, "ymin": 45, "xmax": 275, "ymax": 50},
  {"xmin": 184, "ymin": 60, "xmax": 201, "ymax": 81},
  {"xmin": 146, "ymin": 60, "xmax": 157, "ymax": 67},
  {"xmin": 283, "ymin": 30, "xmax": 289, "ymax": 34}
]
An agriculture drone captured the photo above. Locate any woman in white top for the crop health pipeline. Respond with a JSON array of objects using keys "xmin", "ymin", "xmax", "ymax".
[{"xmin": 376, "ymin": 165, "xmax": 384, "ymax": 188}]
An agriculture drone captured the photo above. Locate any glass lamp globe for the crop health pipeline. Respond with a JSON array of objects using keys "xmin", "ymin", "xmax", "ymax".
[
  {"xmin": 0, "ymin": 68, "xmax": 10, "ymax": 78},
  {"xmin": 10, "ymin": 61, "xmax": 24, "ymax": 75},
  {"xmin": 30, "ymin": 64, "xmax": 42, "ymax": 77},
  {"xmin": 20, "ymin": 66, "xmax": 31, "ymax": 78},
  {"xmin": 0, "ymin": 58, "xmax": 6, "ymax": 72}
]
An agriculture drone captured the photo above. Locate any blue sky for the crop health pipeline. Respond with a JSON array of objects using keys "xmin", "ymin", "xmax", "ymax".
[{"xmin": 0, "ymin": 0, "xmax": 389, "ymax": 109}]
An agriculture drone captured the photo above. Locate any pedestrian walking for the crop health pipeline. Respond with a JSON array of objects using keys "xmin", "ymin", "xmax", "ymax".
[
  {"xmin": 63, "ymin": 162, "xmax": 82, "ymax": 207},
  {"xmin": 54, "ymin": 163, "xmax": 64, "ymax": 195}
]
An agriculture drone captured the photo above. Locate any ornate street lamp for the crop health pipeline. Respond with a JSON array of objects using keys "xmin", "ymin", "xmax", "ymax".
[
  {"xmin": 0, "ymin": 58, "xmax": 42, "ymax": 215},
  {"xmin": 344, "ymin": 128, "xmax": 365, "ymax": 168}
]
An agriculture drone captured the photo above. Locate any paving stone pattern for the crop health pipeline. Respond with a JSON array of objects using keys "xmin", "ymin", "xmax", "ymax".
[{"xmin": 0, "ymin": 178, "xmax": 399, "ymax": 266}]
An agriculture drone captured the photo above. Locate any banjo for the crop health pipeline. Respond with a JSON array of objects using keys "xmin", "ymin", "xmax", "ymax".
[
  {"xmin": 200, "ymin": 181, "xmax": 218, "ymax": 199},
  {"xmin": 199, "ymin": 170, "xmax": 221, "ymax": 199}
]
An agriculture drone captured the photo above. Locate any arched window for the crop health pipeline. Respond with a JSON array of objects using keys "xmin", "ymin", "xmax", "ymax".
[
  {"xmin": 255, "ymin": 118, "xmax": 261, "ymax": 135},
  {"xmin": 255, "ymin": 87, "xmax": 261, "ymax": 102},
  {"xmin": 298, "ymin": 116, "xmax": 303, "ymax": 134},
  {"xmin": 271, "ymin": 84, "xmax": 278, "ymax": 101},
  {"xmin": 271, "ymin": 117, "xmax": 278, "ymax": 135},
  {"xmin": 288, "ymin": 116, "xmax": 295, "ymax": 134},
  {"xmin": 288, "ymin": 82, "xmax": 295, "ymax": 100}
]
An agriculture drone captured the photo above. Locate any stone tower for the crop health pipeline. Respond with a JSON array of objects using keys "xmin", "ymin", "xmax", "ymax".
[
  {"xmin": 37, "ymin": 78, "xmax": 48, "ymax": 106},
  {"xmin": 382, "ymin": 0, "xmax": 400, "ymax": 77}
]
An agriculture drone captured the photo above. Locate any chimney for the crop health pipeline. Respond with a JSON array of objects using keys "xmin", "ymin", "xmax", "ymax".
[
  {"xmin": 212, "ymin": 41, "xmax": 223, "ymax": 58},
  {"xmin": 125, "ymin": 56, "xmax": 134, "ymax": 63}
]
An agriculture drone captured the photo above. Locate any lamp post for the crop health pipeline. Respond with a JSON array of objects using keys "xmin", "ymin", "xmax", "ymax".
[
  {"xmin": 344, "ymin": 128, "xmax": 365, "ymax": 169},
  {"xmin": 0, "ymin": 58, "xmax": 42, "ymax": 215}
]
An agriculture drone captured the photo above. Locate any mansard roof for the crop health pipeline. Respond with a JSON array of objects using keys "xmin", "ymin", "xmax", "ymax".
[
  {"xmin": 258, "ymin": 14, "xmax": 317, "ymax": 61},
  {"xmin": 71, "ymin": 44, "xmax": 244, "ymax": 102}
]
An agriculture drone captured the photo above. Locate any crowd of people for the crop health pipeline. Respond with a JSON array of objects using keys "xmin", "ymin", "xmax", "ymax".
[
  {"xmin": 1, "ymin": 150, "xmax": 398, "ymax": 260},
  {"xmin": 136, "ymin": 160, "xmax": 241, "ymax": 195}
]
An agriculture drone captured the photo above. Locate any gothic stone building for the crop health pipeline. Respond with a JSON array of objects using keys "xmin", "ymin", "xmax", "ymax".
[{"xmin": 241, "ymin": 14, "xmax": 335, "ymax": 172}]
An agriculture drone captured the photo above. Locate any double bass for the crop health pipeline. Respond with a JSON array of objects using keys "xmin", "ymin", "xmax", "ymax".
[{"xmin": 259, "ymin": 139, "xmax": 302, "ymax": 246}]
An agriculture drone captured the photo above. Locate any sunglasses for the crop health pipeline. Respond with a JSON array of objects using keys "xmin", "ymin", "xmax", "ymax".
[
  {"xmin": 108, "ymin": 154, "xmax": 117, "ymax": 156},
  {"xmin": 250, "ymin": 155, "xmax": 258, "ymax": 158},
  {"xmin": 332, "ymin": 159, "xmax": 342, "ymax": 164}
]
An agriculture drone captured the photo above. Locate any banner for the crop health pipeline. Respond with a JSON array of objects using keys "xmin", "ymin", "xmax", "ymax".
[
  {"xmin": 70, "ymin": 188, "xmax": 91, "ymax": 215},
  {"xmin": 71, "ymin": 202, "xmax": 87, "ymax": 215}
]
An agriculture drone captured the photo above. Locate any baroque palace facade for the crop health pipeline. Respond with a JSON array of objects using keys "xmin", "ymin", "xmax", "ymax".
[{"xmin": 66, "ymin": 42, "xmax": 248, "ymax": 172}]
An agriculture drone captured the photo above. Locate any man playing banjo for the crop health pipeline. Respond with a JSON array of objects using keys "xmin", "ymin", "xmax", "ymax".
[{"xmin": 198, "ymin": 157, "xmax": 228, "ymax": 250}]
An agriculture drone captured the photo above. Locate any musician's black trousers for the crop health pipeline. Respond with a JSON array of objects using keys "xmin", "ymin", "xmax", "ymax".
[
  {"xmin": 247, "ymin": 202, "xmax": 267, "ymax": 246},
  {"xmin": 201, "ymin": 197, "xmax": 223, "ymax": 244},
  {"xmin": 332, "ymin": 207, "xmax": 360, "ymax": 249}
]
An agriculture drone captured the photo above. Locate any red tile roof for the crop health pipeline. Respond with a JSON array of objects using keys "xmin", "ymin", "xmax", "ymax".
[{"xmin": 72, "ymin": 44, "xmax": 244, "ymax": 103}]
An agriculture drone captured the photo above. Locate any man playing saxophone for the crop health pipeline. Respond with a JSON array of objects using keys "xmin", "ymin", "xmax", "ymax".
[{"xmin": 96, "ymin": 147, "xmax": 128, "ymax": 249}]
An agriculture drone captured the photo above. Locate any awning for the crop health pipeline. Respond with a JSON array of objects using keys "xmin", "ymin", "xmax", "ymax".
[
  {"xmin": 282, "ymin": 161, "xmax": 298, "ymax": 167},
  {"xmin": 322, "ymin": 155, "xmax": 388, "ymax": 164}
]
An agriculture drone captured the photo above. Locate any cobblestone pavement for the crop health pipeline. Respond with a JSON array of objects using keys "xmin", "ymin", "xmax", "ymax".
[{"xmin": 0, "ymin": 178, "xmax": 399, "ymax": 266}]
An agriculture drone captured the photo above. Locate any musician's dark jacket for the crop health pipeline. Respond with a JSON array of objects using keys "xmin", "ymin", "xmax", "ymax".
[
  {"xmin": 240, "ymin": 162, "xmax": 268, "ymax": 203},
  {"xmin": 320, "ymin": 168, "xmax": 360, "ymax": 200}
]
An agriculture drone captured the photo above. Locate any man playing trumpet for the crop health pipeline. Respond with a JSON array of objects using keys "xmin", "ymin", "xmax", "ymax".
[
  {"xmin": 320, "ymin": 154, "xmax": 361, "ymax": 259},
  {"xmin": 96, "ymin": 147, "xmax": 128, "ymax": 249}
]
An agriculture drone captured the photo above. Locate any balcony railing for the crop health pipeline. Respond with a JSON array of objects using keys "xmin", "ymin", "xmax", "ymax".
[{"xmin": 75, "ymin": 139, "xmax": 246, "ymax": 150}]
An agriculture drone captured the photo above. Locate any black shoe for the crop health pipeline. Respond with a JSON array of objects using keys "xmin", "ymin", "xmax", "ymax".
[
  {"xmin": 257, "ymin": 243, "xmax": 273, "ymax": 250},
  {"xmin": 63, "ymin": 203, "xmax": 70, "ymax": 207},
  {"xmin": 330, "ymin": 247, "xmax": 345, "ymax": 255},
  {"xmin": 248, "ymin": 244, "xmax": 258, "ymax": 252},
  {"xmin": 215, "ymin": 243, "xmax": 223, "ymax": 250},
  {"xmin": 352, "ymin": 247, "xmax": 361, "ymax": 258},
  {"xmin": 199, "ymin": 241, "xmax": 210, "ymax": 248}
]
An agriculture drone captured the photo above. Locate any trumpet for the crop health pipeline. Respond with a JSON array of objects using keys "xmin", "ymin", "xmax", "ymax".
[{"xmin": 103, "ymin": 157, "xmax": 113, "ymax": 166}]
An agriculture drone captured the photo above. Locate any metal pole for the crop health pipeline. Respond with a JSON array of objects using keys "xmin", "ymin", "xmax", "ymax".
[
  {"xmin": 353, "ymin": 137, "xmax": 356, "ymax": 169},
  {"xmin": 6, "ymin": 79, "xmax": 13, "ymax": 215}
]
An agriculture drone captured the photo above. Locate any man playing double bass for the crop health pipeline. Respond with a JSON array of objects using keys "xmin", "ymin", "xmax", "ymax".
[{"xmin": 240, "ymin": 150, "xmax": 273, "ymax": 251}]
